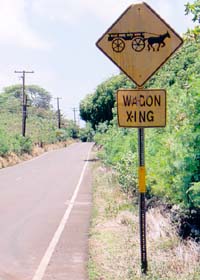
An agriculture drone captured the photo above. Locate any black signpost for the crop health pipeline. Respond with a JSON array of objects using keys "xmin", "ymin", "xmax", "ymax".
[{"xmin": 138, "ymin": 127, "xmax": 147, "ymax": 273}]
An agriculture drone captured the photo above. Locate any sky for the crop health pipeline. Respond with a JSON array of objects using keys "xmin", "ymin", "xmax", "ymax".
[{"xmin": 0, "ymin": 0, "xmax": 195, "ymax": 122}]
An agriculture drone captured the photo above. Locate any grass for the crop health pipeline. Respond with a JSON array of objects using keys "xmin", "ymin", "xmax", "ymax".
[{"xmin": 88, "ymin": 161, "xmax": 200, "ymax": 280}]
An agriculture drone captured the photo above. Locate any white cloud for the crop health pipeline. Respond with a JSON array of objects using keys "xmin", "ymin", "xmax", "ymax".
[
  {"xmin": 0, "ymin": 0, "xmax": 51, "ymax": 50},
  {"xmin": 31, "ymin": 0, "xmax": 132, "ymax": 21},
  {"xmin": 32, "ymin": 0, "xmax": 81, "ymax": 23},
  {"xmin": 32, "ymin": 0, "xmax": 135, "ymax": 24},
  {"xmin": 32, "ymin": 0, "xmax": 194, "ymax": 34}
]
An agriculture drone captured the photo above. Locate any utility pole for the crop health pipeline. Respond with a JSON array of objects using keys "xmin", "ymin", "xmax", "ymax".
[
  {"xmin": 55, "ymin": 97, "xmax": 62, "ymax": 129},
  {"xmin": 14, "ymin": 70, "xmax": 34, "ymax": 137},
  {"xmin": 72, "ymin": 107, "xmax": 78, "ymax": 125}
]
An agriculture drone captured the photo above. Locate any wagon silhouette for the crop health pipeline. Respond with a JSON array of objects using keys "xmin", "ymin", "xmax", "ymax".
[
  {"xmin": 108, "ymin": 31, "xmax": 170, "ymax": 52},
  {"xmin": 108, "ymin": 32, "xmax": 145, "ymax": 52}
]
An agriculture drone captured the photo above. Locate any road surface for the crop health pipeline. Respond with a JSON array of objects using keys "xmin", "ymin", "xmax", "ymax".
[{"xmin": 0, "ymin": 142, "xmax": 94, "ymax": 280}]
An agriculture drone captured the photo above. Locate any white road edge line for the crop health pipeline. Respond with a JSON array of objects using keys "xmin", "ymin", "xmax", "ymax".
[{"xmin": 32, "ymin": 144, "xmax": 93, "ymax": 280}]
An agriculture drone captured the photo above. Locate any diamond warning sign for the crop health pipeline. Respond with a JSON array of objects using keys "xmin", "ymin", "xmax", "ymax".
[
  {"xmin": 96, "ymin": 2, "xmax": 183, "ymax": 87},
  {"xmin": 117, "ymin": 89, "xmax": 166, "ymax": 128}
]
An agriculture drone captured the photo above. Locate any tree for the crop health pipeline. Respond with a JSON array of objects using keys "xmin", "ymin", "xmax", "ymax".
[
  {"xmin": 26, "ymin": 85, "xmax": 52, "ymax": 109},
  {"xmin": 2, "ymin": 85, "xmax": 52, "ymax": 109},
  {"xmin": 2, "ymin": 85, "xmax": 22, "ymax": 99},
  {"xmin": 80, "ymin": 74, "xmax": 134, "ymax": 129},
  {"xmin": 185, "ymin": 0, "xmax": 200, "ymax": 41},
  {"xmin": 185, "ymin": 0, "xmax": 200, "ymax": 23}
]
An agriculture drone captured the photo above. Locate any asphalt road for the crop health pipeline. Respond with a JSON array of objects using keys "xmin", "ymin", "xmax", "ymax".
[{"xmin": 0, "ymin": 142, "xmax": 94, "ymax": 280}]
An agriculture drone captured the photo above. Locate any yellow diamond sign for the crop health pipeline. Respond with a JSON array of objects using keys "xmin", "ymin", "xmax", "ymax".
[{"xmin": 96, "ymin": 2, "xmax": 183, "ymax": 87}]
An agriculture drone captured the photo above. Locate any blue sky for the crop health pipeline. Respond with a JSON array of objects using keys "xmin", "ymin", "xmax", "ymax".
[{"xmin": 0, "ymin": 0, "xmax": 195, "ymax": 122}]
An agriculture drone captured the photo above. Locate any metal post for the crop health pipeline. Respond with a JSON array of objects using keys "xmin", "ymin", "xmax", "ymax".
[{"xmin": 138, "ymin": 128, "xmax": 148, "ymax": 274}]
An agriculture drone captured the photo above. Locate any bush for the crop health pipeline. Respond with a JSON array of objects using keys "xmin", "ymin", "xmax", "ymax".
[
  {"xmin": 55, "ymin": 129, "xmax": 68, "ymax": 142},
  {"xmin": 12, "ymin": 135, "xmax": 33, "ymax": 155},
  {"xmin": 65, "ymin": 123, "xmax": 79, "ymax": 139},
  {"xmin": 115, "ymin": 151, "xmax": 138, "ymax": 196},
  {"xmin": 94, "ymin": 126, "xmax": 137, "ymax": 166},
  {"xmin": 0, "ymin": 130, "xmax": 9, "ymax": 156},
  {"xmin": 79, "ymin": 123, "xmax": 95, "ymax": 142},
  {"xmin": 187, "ymin": 182, "xmax": 200, "ymax": 209}
]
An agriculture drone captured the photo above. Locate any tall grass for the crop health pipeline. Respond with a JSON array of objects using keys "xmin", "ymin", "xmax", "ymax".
[{"xmin": 88, "ymin": 160, "xmax": 200, "ymax": 280}]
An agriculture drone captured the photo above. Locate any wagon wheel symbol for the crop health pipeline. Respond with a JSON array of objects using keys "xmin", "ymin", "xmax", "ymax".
[
  {"xmin": 112, "ymin": 38, "xmax": 125, "ymax": 53},
  {"xmin": 132, "ymin": 37, "xmax": 145, "ymax": 52}
]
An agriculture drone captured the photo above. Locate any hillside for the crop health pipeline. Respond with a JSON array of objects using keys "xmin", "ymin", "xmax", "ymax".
[{"xmin": 0, "ymin": 84, "xmax": 77, "ymax": 158}]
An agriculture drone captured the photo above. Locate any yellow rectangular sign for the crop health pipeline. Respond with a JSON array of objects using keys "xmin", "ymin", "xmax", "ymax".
[{"xmin": 117, "ymin": 89, "xmax": 166, "ymax": 128}]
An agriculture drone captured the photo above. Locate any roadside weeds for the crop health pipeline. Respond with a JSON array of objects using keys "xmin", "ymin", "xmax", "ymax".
[{"xmin": 88, "ymin": 161, "xmax": 200, "ymax": 280}]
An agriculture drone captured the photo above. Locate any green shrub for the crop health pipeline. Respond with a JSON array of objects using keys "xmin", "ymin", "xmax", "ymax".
[
  {"xmin": 55, "ymin": 129, "xmax": 68, "ymax": 141},
  {"xmin": 12, "ymin": 135, "xmax": 22, "ymax": 155},
  {"xmin": 0, "ymin": 130, "xmax": 9, "ymax": 156},
  {"xmin": 65, "ymin": 123, "xmax": 79, "ymax": 139},
  {"xmin": 14, "ymin": 135, "xmax": 33, "ymax": 154},
  {"xmin": 79, "ymin": 123, "xmax": 95, "ymax": 142},
  {"xmin": 187, "ymin": 182, "xmax": 200, "ymax": 209},
  {"xmin": 115, "ymin": 151, "xmax": 138, "ymax": 196}
]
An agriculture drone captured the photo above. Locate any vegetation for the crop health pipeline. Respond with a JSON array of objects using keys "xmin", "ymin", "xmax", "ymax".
[
  {"xmin": 184, "ymin": 0, "xmax": 200, "ymax": 41},
  {"xmin": 185, "ymin": 0, "xmax": 200, "ymax": 24},
  {"xmin": 80, "ymin": 4, "xmax": 200, "ymax": 240},
  {"xmin": 0, "ymin": 84, "xmax": 79, "ymax": 157},
  {"xmin": 80, "ymin": 75, "xmax": 134, "ymax": 129},
  {"xmin": 89, "ymin": 161, "xmax": 200, "ymax": 279},
  {"xmin": 2, "ymin": 84, "xmax": 52, "ymax": 109},
  {"xmin": 81, "ymin": 40, "xmax": 200, "ymax": 212},
  {"xmin": 86, "ymin": 3, "xmax": 200, "ymax": 277}
]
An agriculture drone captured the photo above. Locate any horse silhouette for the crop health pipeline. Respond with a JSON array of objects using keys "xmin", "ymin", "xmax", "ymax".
[{"xmin": 146, "ymin": 31, "xmax": 170, "ymax": 51}]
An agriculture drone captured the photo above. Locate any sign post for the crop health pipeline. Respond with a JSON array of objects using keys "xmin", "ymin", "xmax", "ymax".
[
  {"xmin": 96, "ymin": 1, "xmax": 183, "ymax": 274},
  {"xmin": 138, "ymin": 127, "xmax": 147, "ymax": 273}
]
